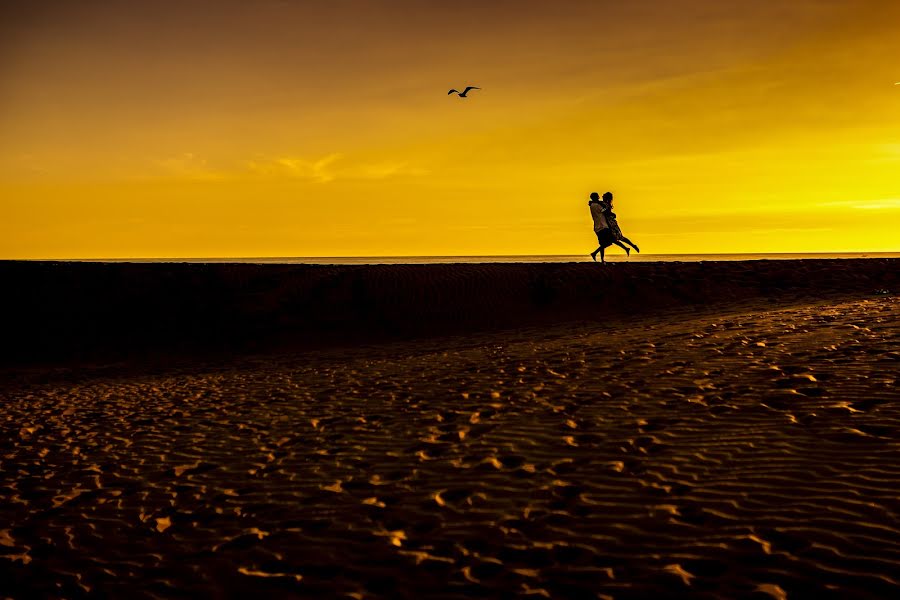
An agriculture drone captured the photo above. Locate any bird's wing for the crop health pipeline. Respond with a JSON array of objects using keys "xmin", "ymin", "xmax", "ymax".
[
  {"xmin": 463, "ymin": 86, "xmax": 481, "ymax": 93},
  {"xmin": 448, "ymin": 89, "xmax": 459, "ymax": 95}
]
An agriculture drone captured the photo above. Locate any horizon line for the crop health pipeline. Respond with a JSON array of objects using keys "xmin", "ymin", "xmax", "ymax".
[{"xmin": 4, "ymin": 250, "xmax": 900, "ymax": 262}]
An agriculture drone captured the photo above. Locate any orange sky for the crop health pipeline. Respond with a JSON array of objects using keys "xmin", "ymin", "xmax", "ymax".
[{"xmin": 2, "ymin": 0, "xmax": 899, "ymax": 258}]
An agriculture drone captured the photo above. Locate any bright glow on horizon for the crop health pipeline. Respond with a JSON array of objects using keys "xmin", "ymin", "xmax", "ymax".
[{"xmin": 2, "ymin": 0, "xmax": 899, "ymax": 259}]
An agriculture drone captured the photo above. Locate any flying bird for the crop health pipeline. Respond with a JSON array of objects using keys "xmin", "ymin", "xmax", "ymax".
[{"xmin": 448, "ymin": 86, "xmax": 481, "ymax": 97}]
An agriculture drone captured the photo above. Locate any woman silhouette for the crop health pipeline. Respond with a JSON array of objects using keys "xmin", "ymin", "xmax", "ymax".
[
  {"xmin": 601, "ymin": 192, "xmax": 639, "ymax": 255},
  {"xmin": 588, "ymin": 192, "xmax": 614, "ymax": 262}
]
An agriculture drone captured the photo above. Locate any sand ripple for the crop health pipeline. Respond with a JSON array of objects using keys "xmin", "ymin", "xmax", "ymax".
[{"xmin": 2, "ymin": 296, "xmax": 900, "ymax": 598}]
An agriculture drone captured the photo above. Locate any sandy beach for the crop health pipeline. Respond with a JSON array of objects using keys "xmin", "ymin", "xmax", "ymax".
[{"xmin": 2, "ymin": 260, "xmax": 899, "ymax": 598}]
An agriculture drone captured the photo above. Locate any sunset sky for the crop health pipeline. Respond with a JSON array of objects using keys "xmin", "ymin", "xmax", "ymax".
[{"xmin": 2, "ymin": 0, "xmax": 899, "ymax": 258}]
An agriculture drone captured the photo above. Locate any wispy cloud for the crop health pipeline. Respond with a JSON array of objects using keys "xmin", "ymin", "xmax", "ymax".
[
  {"xmin": 821, "ymin": 198, "xmax": 900, "ymax": 210},
  {"xmin": 246, "ymin": 154, "xmax": 427, "ymax": 183},
  {"xmin": 247, "ymin": 154, "xmax": 343, "ymax": 183},
  {"xmin": 154, "ymin": 153, "xmax": 225, "ymax": 180},
  {"xmin": 357, "ymin": 161, "xmax": 428, "ymax": 180},
  {"xmin": 151, "ymin": 152, "xmax": 429, "ymax": 184}
]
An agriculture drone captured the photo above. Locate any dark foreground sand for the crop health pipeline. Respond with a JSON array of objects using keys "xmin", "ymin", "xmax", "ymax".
[
  {"xmin": 2, "ymin": 261, "xmax": 900, "ymax": 598},
  {"xmin": 2, "ymin": 258, "xmax": 898, "ymax": 363}
]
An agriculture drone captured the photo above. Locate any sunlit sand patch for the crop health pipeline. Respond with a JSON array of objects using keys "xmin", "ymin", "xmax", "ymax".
[
  {"xmin": 484, "ymin": 457, "xmax": 503, "ymax": 469},
  {"xmin": 5, "ymin": 550, "xmax": 32, "ymax": 565},
  {"xmin": 0, "ymin": 529, "xmax": 15, "ymax": 547},
  {"xmin": 755, "ymin": 583, "xmax": 788, "ymax": 600},
  {"xmin": 512, "ymin": 568, "xmax": 540, "ymax": 578},
  {"xmin": 746, "ymin": 533, "xmax": 773, "ymax": 554},
  {"xmin": 399, "ymin": 550, "xmax": 454, "ymax": 565},
  {"xmin": 606, "ymin": 461, "xmax": 626, "ymax": 473},
  {"xmin": 837, "ymin": 427, "xmax": 871, "ymax": 437},
  {"xmin": 664, "ymin": 563, "xmax": 694, "ymax": 586},
  {"xmin": 686, "ymin": 395, "xmax": 708, "ymax": 406},
  {"xmin": 374, "ymin": 529, "xmax": 406, "ymax": 547},
  {"xmin": 470, "ymin": 556, "xmax": 501, "ymax": 571},
  {"xmin": 237, "ymin": 567, "xmax": 302, "ymax": 582},
  {"xmin": 246, "ymin": 528, "xmax": 269, "ymax": 539},
  {"xmin": 467, "ymin": 492, "xmax": 488, "ymax": 506},
  {"xmin": 653, "ymin": 504, "xmax": 681, "ymax": 516},
  {"xmin": 52, "ymin": 487, "xmax": 87, "ymax": 508},
  {"xmin": 173, "ymin": 462, "xmax": 200, "ymax": 477},
  {"xmin": 155, "ymin": 517, "xmax": 172, "ymax": 533},
  {"xmin": 321, "ymin": 480, "xmax": 344, "ymax": 493},
  {"xmin": 520, "ymin": 583, "xmax": 551, "ymax": 597},
  {"xmin": 420, "ymin": 431, "xmax": 441, "ymax": 444},
  {"xmin": 362, "ymin": 497, "xmax": 385, "ymax": 508}
]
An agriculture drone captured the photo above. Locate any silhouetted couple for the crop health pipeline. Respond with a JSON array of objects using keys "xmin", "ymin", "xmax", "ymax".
[{"xmin": 589, "ymin": 191, "xmax": 639, "ymax": 263}]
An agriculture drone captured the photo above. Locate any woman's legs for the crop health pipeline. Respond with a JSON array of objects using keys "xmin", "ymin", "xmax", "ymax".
[
  {"xmin": 620, "ymin": 237, "xmax": 640, "ymax": 253},
  {"xmin": 614, "ymin": 241, "xmax": 631, "ymax": 256}
]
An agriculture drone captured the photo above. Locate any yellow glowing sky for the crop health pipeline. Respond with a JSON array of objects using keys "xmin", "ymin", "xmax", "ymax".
[{"xmin": 2, "ymin": 0, "xmax": 899, "ymax": 258}]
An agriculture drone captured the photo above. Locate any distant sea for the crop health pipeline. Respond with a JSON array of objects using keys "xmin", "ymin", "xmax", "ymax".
[{"xmin": 53, "ymin": 252, "xmax": 900, "ymax": 264}]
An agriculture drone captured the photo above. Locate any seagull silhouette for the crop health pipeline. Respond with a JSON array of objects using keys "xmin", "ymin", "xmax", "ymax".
[{"xmin": 448, "ymin": 86, "xmax": 481, "ymax": 97}]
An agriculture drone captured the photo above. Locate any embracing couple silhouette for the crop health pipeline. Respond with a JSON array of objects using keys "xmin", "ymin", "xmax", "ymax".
[{"xmin": 588, "ymin": 191, "xmax": 639, "ymax": 263}]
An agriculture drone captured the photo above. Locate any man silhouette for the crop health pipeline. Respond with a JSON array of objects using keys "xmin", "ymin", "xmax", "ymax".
[{"xmin": 588, "ymin": 192, "xmax": 614, "ymax": 262}]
